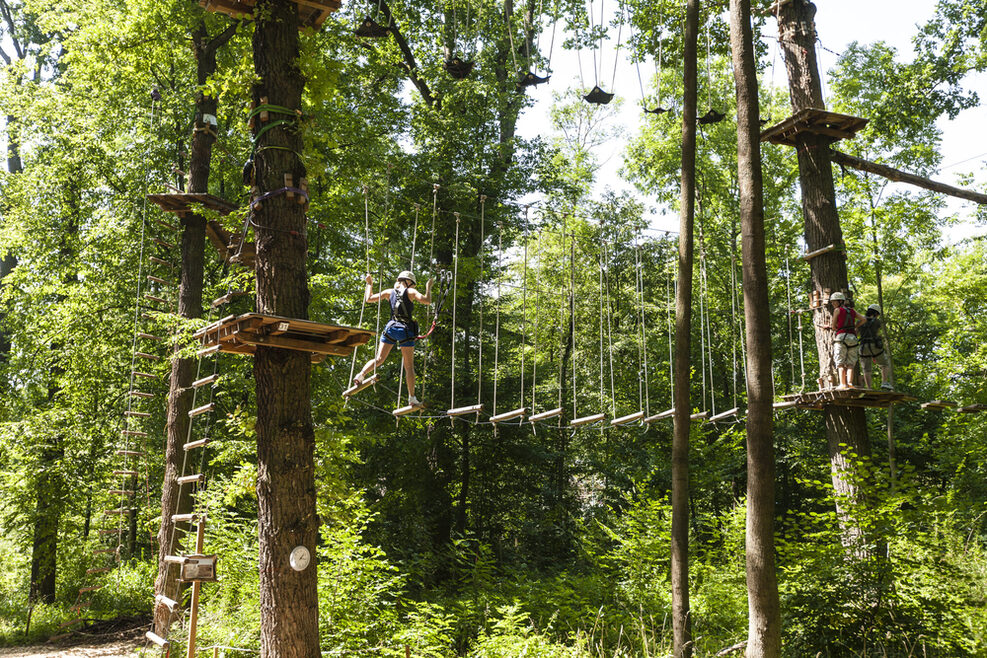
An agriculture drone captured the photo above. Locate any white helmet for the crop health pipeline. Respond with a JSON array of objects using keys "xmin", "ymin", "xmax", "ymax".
[
  {"xmin": 830, "ymin": 291, "xmax": 846, "ymax": 302},
  {"xmin": 867, "ymin": 304, "xmax": 881, "ymax": 313},
  {"xmin": 396, "ymin": 270, "xmax": 416, "ymax": 285}
]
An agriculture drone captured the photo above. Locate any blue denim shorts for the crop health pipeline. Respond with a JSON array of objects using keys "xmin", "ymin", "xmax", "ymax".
[{"xmin": 381, "ymin": 320, "xmax": 417, "ymax": 347}]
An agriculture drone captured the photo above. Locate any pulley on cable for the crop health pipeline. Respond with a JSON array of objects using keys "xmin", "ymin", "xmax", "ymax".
[
  {"xmin": 354, "ymin": 0, "xmax": 389, "ymax": 38},
  {"xmin": 443, "ymin": 0, "xmax": 475, "ymax": 79},
  {"xmin": 581, "ymin": 0, "xmax": 622, "ymax": 105}
]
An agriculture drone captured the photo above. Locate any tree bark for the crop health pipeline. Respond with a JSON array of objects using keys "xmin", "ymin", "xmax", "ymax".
[
  {"xmin": 252, "ymin": 3, "xmax": 319, "ymax": 658},
  {"xmin": 729, "ymin": 0, "xmax": 781, "ymax": 654},
  {"xmin": 671, "ymin": 0, "xmax": 699, "ymax": 655},
  {"xmin": 153, "ymin": 21, "xmax": 233, "ymax": 637},
  {"xmin": 776, "ymin": 0, "xmax": 872, "ymax": 545}
]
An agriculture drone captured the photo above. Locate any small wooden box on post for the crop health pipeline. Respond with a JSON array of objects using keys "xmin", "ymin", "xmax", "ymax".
[{"xmin": 198, "ymin": 0, "xmax": 342, "ymax": 29}]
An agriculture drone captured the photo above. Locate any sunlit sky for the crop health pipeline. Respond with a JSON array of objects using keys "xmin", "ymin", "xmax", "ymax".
[{"xmin": 518, "ymin": 0, "xmax": 987, "ymax": 241}]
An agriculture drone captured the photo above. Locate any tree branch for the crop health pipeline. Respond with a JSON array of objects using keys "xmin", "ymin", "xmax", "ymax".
[
  {"xmin": 377, "ymin": 0, "xmax": 437, "ymax": 108},
  {"xmin": 0, "ymin": 0, "xmax": 26, "ymax": 60}
]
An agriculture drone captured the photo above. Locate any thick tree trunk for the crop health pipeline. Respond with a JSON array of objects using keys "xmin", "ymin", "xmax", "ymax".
[
  {"xmin": 729, "ymin": 1, "xmax": 781, "ymax": 655},
  {"xmin": 1, "ymin": 115, "xmax": 22, "ymax": 363},
  {"xmin": 776, "ymin": 0, "xmax": 872, "ymax": 546},
  {"xmin": 29, "ymin": 443, "xmax": 61, "ymax": 604},
  {"xmin": 153, "ymin": 22, "xmax": 229, "ymax": 637},
  {"xmin": 671, "ymin": 0, "xmax": 699, "ymax": 655},
  {"xmin": 252, "ymin": 3, "xmax": 319, "ymax": 658}
]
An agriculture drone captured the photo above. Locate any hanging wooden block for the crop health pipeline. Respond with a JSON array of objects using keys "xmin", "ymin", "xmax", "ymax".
[
  {"xmin": 124, "ymin": 410, "xmax": 152, "ymax": 418},
  {"xmin": 447, "ymin": 404, "xmax": 484, "ymax": 417},
  {"xmin": 490, "ymin": 407, "xmax": 528, "ymax": 423},
  {"xmin": 343, "ymin": 373, "xmax": 379, "ymax": 398},
  {"xmin": 184, "ymin": 438, "xmax": 210, "ymax": 451},
  {"xmin": 138, "ymin": 332, "xmax": 163, "ymax": 341},
  {"xmin": 121, "ymin": 430, "xmax": 149, "ymax": 438},
  {"xmin": 177, "ymin": 474, "xmax": 205, "ymax": 485},
  {"xmin": 149, "ymin": 257, "xmax": 173, "ymax": 268},
  {"xmin": 145, "ymin": 631, "xmax": 170, "ymax": 648},
  {"xmin": 959, "ymin": 403, "xmax": 987, "ymax": 413},
  {"xmin": 392, "ymin": 404, "xmax": 420, "ymax": 417},
  {"xmin": 193, "ymin": 374, "xmax": 220, "ymax": 388},
  {"xmin": 611, "ymin": 411, "xmax": 645, "ymax": 426},
  {"xmin": 570, "ymin": 412, "xmax": 606, "ymax": 428},
  {"xmin": 529, "ymin": 407, "xmax": 563, "ymax": 422},
  {"xmin": 920, "ymin": 400, "xmax": 958, "ymax": 410},
  {"xmin": 772, "ymin": 400, "xmax": 798, "ymax": 410},
  {"xmin": 113, "ymin": 469, "xmax": 139, "ymax": 477},
  {"xmin": 129, "ymin": 391, "xmax": 155, "ymax": 398},
  {"xmin": 644, "ymin": 408, "xmax": 676, "ymax": 422},
  {"xmin": 153, "ymin": 238, "xmax": 175, "ymax": 250},
  {"xmin": 155, "ymin": 594, "xmax": 179, "ymax": 611},
  {"xmin": 188, "ymin": 403, "xmax": 215, "ymax": 417},
  {"xmin": 690, "ymin": 411, "xmax": 709, "ymax": 421},
  {"xmin": 147, "ymin": 275, "xmax": 173, "ymax": 286},
  {"xmin": 135, "ymin": 352, "xmax": 161, "ymax": 361},
  {"xmin": 115, "ymin": 449, "xmax": 145, "ymax": 456},
  {"xmin": 709, "ymin": 407, "xmax": 740, "ymax": 423},
  {"xmin": 86, "ymin": 567, "xmax": 113, "ymax": 574}
]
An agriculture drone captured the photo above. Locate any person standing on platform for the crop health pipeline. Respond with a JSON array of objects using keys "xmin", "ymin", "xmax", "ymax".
[
  {"xmin": 859, "ymin": 304, "xmax": 893, "ymax": 390},
  {"xmin": 829, "ymin": 291, "xmax": 864, "ymax": 389},
  {"xmin": 352, "ymin": 271, "xmax": 433, "ymax": 407}
]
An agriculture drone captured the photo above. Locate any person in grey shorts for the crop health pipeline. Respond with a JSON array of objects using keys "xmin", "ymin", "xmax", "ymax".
[
  {"xmin": 859, "ymin": 304, "xmax": 893, "ymax": 390},
  {"xmin": 829, "ymin": 292, "xmax": 864, "ymax": 389}
]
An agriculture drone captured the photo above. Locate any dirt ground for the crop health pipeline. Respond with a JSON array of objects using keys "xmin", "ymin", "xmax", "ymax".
[{"xmin": 0, "ymin": 626, "xmax": 145, "ymax": 658}]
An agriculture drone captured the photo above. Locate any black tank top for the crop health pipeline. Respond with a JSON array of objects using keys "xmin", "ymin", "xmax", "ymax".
[{"xmin": 390, "ymin": 286, "xmax": 414, "ymax": 324}]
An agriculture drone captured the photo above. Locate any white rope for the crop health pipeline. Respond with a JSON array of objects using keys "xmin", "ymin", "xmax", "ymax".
[
  {"xmin": 348, "ymin": 185, "xmax": 372, "ymax": 387},
  {"xmin": 477, "ymin": 196, "xmax": 486, "ymax": 404},
  {"xmin": 604, "ymin": 243, "xmax": 616, "ymax": 416},
  {"xmin": 493, "ymin": 223, "xmax": 502, "ymax": 416},
  {"xmin": 450, "ymin": 213, "xmax": 461, "ymax": 412}
]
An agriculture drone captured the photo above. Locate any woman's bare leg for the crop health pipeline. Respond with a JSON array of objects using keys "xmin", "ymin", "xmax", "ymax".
[
  {"xmin": 355, "ymin": 342, "xmax": 393, "ymax": 382},
  {"xmin": 400, "ymin": 345, "xmax": 416, "ymax": 398}
]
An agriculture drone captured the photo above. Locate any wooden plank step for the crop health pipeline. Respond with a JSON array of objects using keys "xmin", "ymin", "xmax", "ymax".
[
  {"xmin": 132, "ymin": 371, "xmax": 157, "ymax": 379},
  {"xmin": 163, "ymin": 555, "xmax": 188, "ymax": 565},
  {"xmin": 70, "ymin": 601, "xmax": 92, "ymax": 612},
  {"xmin": 92, "ymin": 548, "xmax": 117, "ymax": 555},
  {"xmin": 176, "ymin": 474, "xmax": 204, "ymax": 485},
  {"xmin": 709, "ymin": 407, "xmax": 741, "ymax": 423},
  {"xmin": 145, "ymin": 631, "xmax": 170, "ymax": 648},
  {"xmin": 210, "ymin": 291, "xmax": 250, "ymax": 308},
  {"xmin": 611, "ymin": 411, "xmax": 645, "ymax": 426},
  {"xmin": 920, "ymin": 400, "xmax": 958, "ymax": 410},
  {"xmin": 192, "ymin": 374, "xmax": 219, "ymax": 388},
  {"xmin": 490, "ymin": 407, "xmax": 528, "ymax": 423},
  {"xmin": 78, "ymin": 586, "xmax": 102, "ymax": 593},
  {"xmin": 124, "ymin": 410, "xmax": 151, "ymax": 418},
  {"xmin": 129, "ymin": 391, "xmax": 155, "ymax": 398},
  {"xmin": 155, "ymin": 594, "xmax": 179, "ymax": 611},
  {"xmin": 188, "ymin": 403, "xmax": 214, "ymax": 417},
  {"xmin": 108, "ymin": 489, "xmax": 135, "ymax": 495},
  {"xmin": 772, "ymin": 400, "xmax": 798, "ymax": 410},
  {"xmin": 570, "ymin": 412, "xmax": 606, "ymax": 428},
  {"xmin": 393, "ymin": 404, "xmax": 422, "ymax": 417},
  {"xmin": 644, "ymin": 408, "xmax": 676, "ymax": 422},
  {"xmin": 960, "ymin": 403, "xmax": 987, "ymax": 413},
  {"xmin": 153, "ymin": 238, "xmax": 175, "ymax": 249},
  {"xmin": 86, "ymin": 567, "xmax": 113, "ymax": 574},
  {"xmin": 149, "ymin": 257, "xmax": 174, "ymax": 268},
  {"xmin": 144, "ymin": 294, "xmax": 170, "ymax": 305},
  {"xmin": 171, "ymin": 513, "xmax": 198, "ymax": 523},
  {"xmin": 121, "ymin": 430, "xmax": 149, "ymax": 437},
  {"xmin": 197, "ymin": 345, "xmax": 221, "ymax": 357},
  {"xmin": 97, "ymin": 529, "xmax": 123, "ymax": 535},
  {"xmin": 135, "ymin": 351, "xmax": 161, "ymax": 361},
  {"xmin": 447, "ymin": 404, "xmax": 484, "ymax": 417},
  {"xmin": 113, "ymin": 470, "xmax": 139, "ymax": 477},
  {"xmin": 147, "ymin": 275, "xmax": 173, "ymax": 286},
  {"xmin": 529, "ymin": 407, "xmax": 563, "ymax": 422},
  {"xmin": 342, "ymin": 373, "xmax": 379, "ymax": 398},
  {"xmin": 184, "ymin": 439, "xmax": 209, "ymax": 450},
  {"xmin": 115, "ymin": 449, "xmax": 145, "ymax": 456},
  {"xmin": 103, "ymin": 508, "xmax": 129, "ymax": 515},
  {"xmin": 138, "ymin": 332, "xmax": 163, "ymax": 341},
  {"xmin": 690, "ymin": 411, "xmax": 709, "ymax": 421}
]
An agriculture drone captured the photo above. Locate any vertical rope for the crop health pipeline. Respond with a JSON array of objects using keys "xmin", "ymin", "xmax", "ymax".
[
  {"xmin": 635, "ymin": 239, "xmax": 643, "ymax": 412},
  {"xmin": 605, "ymin": 243, "xmax": 616, "ymax": 417},
  {"xmin": 667, "ymin": 241, "xmax": 674, "ymax": 401},
  {"xmin": 348, "ymin": 185, "xmax": 372, "ymax": 387},
  {"xmin": 477, "ymin": 196, "xmax": 486, "ymax": 404},
  {"xmin": 699, "ymin": 234, "xmax": 708, "ymax": 411},
  {"xmin": 493, "ymin": 222, "xmax": 502, "ymax": 416},
  {"xmin": 520, "ymin": 207, "xmax": 528, "ymax": 408},
  {"xmin": 410, "ymin": 203, "xmax": 421, "ymax": 272},
  {"xmin": 599, "ymin": 243, "xmax": 605, "ymax": 413},
  {"xmin": 785, "ymin": 254, "xmax": 795, "ymax": 392},
  {"xmin": 638, "ymin": 238, "xmax": 650, "ymax": 416},
  {"xmin": 730, "ymin": 233, "xmax": 738, "ymax": 409},
  {"xmin": 450, "ymin": 213, "xmax": 461, "ymax": 412},
  {"xmin": 570, "ymin": 227, "xmax": 576, "ymax": 419}
]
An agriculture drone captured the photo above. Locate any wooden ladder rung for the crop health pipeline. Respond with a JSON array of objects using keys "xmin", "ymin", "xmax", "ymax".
[
  {"xmin": 772, "ymin": 401, "xmax": 798, "ymax": 410},
  {"xmin": 155, "ymin": 594, "xmax": 179, "ymax": 611},
  {"xmin": 153, "ymin": 238, "xmax": 175, "ymax": 249},
  {"xmin": 70, "ymin": 601, "xmax": 93, "ymax": 612},
  {"xmin": 135, "ymin": 351, "xmax": 161, "ymax": 361},
  {"xmin": 116, "ymin": 449, "xmax": 145, "ymax": 457},
  {"xmin": 149, "ymin": 257, "xmax": 173, "ymax": 268},
  {"xmin": 490, "ymin": 407, "xmax": 528, "ymax": 423},
  {"xmin": 147, "ymin": 275, "xmax": 173, "ymax": 286},
  {"xmin": 393, "ymin": 403, "xmax": 423, "ymax": 417},
  {"xmin": 176, "ymin": 474, "xmax": 204, "ymax": 485},
  {"xmin": 644, "ymin": 408, "xmax": 676, "ymax": 422},
  {"xmin": 124, "ymin": 410, "xmax": 152, "ymax": 418},
  {"xmin": 144, "ymin": 294, "xmax": 170, "ymax": 305},
  {"xmin": 138, "ymin": 332, "xmax": 163, "ymax": 341},
  {"xmin": 171, "ymin": 513, "xmax": 198, "ymax": 523},
  {"xmin": 570, "ymin": 412, "xmax": 606, "ymax": 428},
  {"xmin": 197, "ymin": 345, "xmax": 221, "ymax": 357},
  {"xmin": 97, "ymin": 529, "xmax": 123, "ymax": 535},
  {"xmin": 92, "ymin": 548, "xmax": 117, "ymax": 555},
  {"xmin": 709, "ymin": 407, "xmax": 740, "ymax": 422},
  {"xmin": 184, "ymin": 439, "xmax": 209, "ymax": 450},
  {"xmin": 59, "ymin": 618, "xmax": 84, "ymax": 628},
  {"xmin": 129, "ymin": 391, "xmax": 155, "ymax": 398},
  {"xmin": 690, "ymin": 411, "xmax": 709, "ymax": 422},
  {"xmin": 113, "ymin": 470, "xmax": 139, "ymax": 476},
  {"xmin": 529, "ymin": 407, "xmax": 563, "ymax": 422},
  {"xmin": 145, "ymin": 631, "xmax": 170, "ymax": 648},
  {"xmin": 192, "ymin": 374, "xmax": 219, "ymax": 388},
  {"xmin": 103, "ymin": 508, "xmax": 130, "ymax": 516},
  {"xmin": 108, "ymin": 489, "xmax": 135, "ymax": 495},
  {"xmin": 154, "ymin": 218, "xmax": 179, "ymax": 231},
  {"xmin": 342, "ymin": 374, "xmax": 379, "ymax": 398},
  {"xmin": 86, "ymin": 567, "xmax": 113, "ymax": 574},
  {"xmin": 163, "ymin": 555, "xmax": 188, "ymax": 565},
  {"xmin": 78, "ymin": 586, "xmax": 103, "ymax": 593},
  {"xmin": 133, "ymin": 371, "xmax": 157, "ymax": 379},
  {"xmin": 121, "ymin": 430, "xmax": 149, "ymax": 437},
  {"xmin": 446, "ymin": 404, "xmax": 484, "ymax": 417},
  {"xmin": 611, "ymin": 411, "xmax": 645, "ymax": 426},
  {"xmin": 188, "ymin": 403, "xmax": 214, "ymax": 417}
]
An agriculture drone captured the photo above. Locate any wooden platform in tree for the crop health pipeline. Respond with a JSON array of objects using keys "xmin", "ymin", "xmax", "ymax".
[
  {"xmin": 198, "ymin": 0, "xmax": 341, "ymax": 28},
  {"xmin": 760, "ymin": 109, "xmax": 869, "ymax": 147},
  {"xmin": 781, "ymin": 387, "xmax": 916, "ymax": 410},
  {"xmin": 147, "ymin": 193, "xmax": 238, "ymax": 217},
  {"xmin": 193, "ymin": 313, "xmax": 374, "ymax": 363}
]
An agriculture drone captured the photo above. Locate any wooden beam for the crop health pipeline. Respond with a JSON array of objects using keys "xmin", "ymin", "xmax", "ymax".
[
  {"xmin": 490, "ymin": 407, "xmax": 527, "ymax": 423},
  {"xmin": 447, "ymin": 404, "xmax": 484, "ymax": 417},
  {"xmin": 709, "ymin": 407, "xmax": 741, "ymax": 422},
  {"xmin": 611, "ymin": 411, "xmax": 645, "ymax": 426},
  {"xmin": 343, "ymin": 374, "xmax": 379, "ymax": 398},
  {"xmin": 570, "ymin": 412, "xmax": 605, "ymax": 427},
  {"xmin": 830, "ymin": 150, "xmax": 987, "ymax": 205},
  {"xmin": 645, "ymin": 408, "xmax": 676, "ymax": 422},
  {"xmin": 529, "ymin": 407, "xmax": 563, "ymax": 422}
]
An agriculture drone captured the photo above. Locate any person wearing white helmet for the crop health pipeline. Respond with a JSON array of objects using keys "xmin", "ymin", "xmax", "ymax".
[
  {"xmin": 352, "ymin": 270, "xmax": 433, "ymax": 407},
  {"xmin": 829, "ymin": 291, "xmax": 864, "ymax": 389},
  {"xmin": 859, "ymin": 304, "xmax": 893, "ymax": 391}
]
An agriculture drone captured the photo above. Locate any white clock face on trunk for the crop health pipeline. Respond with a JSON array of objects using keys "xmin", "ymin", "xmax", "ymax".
[{"xmin": 289, "ymin": 546, "xmax": 311, "ymax": 571}]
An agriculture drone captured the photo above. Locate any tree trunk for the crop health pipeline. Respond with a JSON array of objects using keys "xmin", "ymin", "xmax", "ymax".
[
  {"xmin": 729, "ymin": 0, "xmax": 781, "ymax": 654},
  {"xmin": 1, "ymin": 114, "xmax": 22, "ymax": 363},
  {"xmin": 671, "ymin": 0, "xmax": 699, "ymax": 655},
  {"xmin": 252, "ymin": 3, "xmax": 319, "ymax": 658},
  {"xmin": 776, "ymin": 0, "xmax": 872, "ymax": 546},
  {"xmin": 153, "ymin": 21, "xmax": 230, "ymax": 637},
  {"xmin": 29, "ymin": 442, "xmax": 61, "ymax": 604}
]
